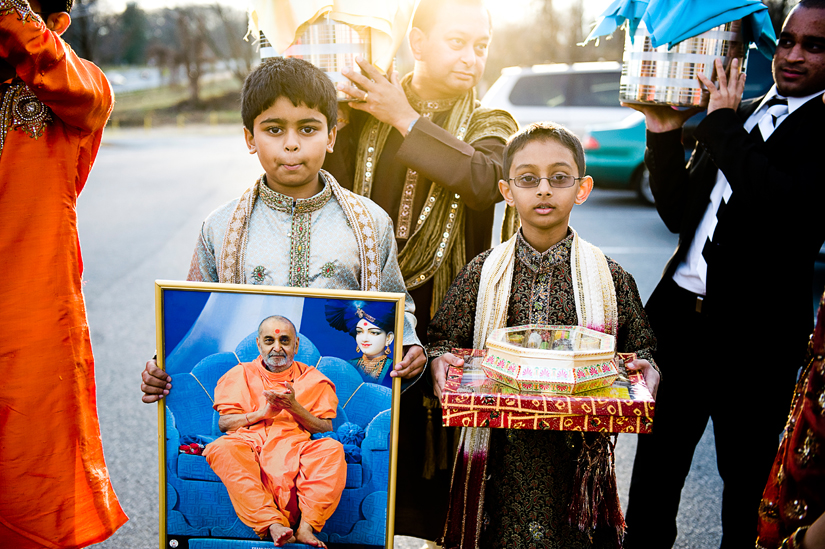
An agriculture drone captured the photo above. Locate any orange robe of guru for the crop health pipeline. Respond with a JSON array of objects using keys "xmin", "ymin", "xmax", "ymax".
[{"xmin": 203, "ymin": 316, "xmax": 346, "ymax": 547}]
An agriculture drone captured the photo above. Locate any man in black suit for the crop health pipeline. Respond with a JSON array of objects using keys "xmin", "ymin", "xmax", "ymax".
[{"xmin": 623, "ymin": 2, "xmax": 825, "ymax": 548}]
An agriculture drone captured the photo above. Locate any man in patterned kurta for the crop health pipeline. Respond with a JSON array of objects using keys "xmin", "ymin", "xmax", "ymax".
[
  {"xmin": 0, "ymin": 0, "xmax": 127, "ymax": 546},
  {"xmin": 328, "ymin": 0, "xmax": 519, "ymax": 335},
  {"xmin": 326, "ymin": 1, "xmax": 518, "ymax": 536}
]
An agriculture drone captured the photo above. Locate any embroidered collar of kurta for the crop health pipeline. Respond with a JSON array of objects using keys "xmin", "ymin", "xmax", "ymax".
[
  {"xmin": 258, "ymin": 177, "xmax": 333, "ymax": 287},
  {"xmin": 403, "ymin": 81, "xmax": 462, "ymax": 115},
  {"xmin": 218, "ymin": 170, "xmax": 381, "ymax": 291},
  {"xmin": 516, "ymin": 230, "xmax": 574, "ymax": 324},
  {"xmin": 515, "ymin": 229, "xmax": 572, "ymax": 274},
  {"xmin": 258, "ymin": 176, "xmax": 332, "ymax": 214}
]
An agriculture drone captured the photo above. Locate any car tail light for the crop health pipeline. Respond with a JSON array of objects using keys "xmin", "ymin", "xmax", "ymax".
[{"xmin": 582, "ymin": 134, "xmax": 599, "ymax": 150}]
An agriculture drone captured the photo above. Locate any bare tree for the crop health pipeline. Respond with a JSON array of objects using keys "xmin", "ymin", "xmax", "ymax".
[
  {"xmin": 534, "ymin": 0, "xmax": 561, "ymax": 61},
  {"xmin": 175, "ymin": 8, "xmax": 209, "ymax": 106},
  {"xmin": 564, "ymin": 0, "xmax": 586, "ymax": 62},
  {"xmin": 145, "ymin": 43, "xmax": 175, "ymax": 85},
  {"xmin": 208, "ymin": 3, "xmax": 256, "ymax": 82}
]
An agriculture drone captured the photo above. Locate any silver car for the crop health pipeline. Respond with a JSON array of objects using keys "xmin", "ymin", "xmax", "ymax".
[{"xmin": 481, "ymin": 61, "xmax": 628, "ymax": 138}]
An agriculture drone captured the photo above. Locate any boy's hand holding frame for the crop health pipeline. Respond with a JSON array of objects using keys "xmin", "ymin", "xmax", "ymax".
[
  {"xmin": 392, "ymin": 344, "xmax": 427, "ymax": 379},
  {"xmin": 141, "ymin": 358, "xmax": 171, "ymax": 403}
]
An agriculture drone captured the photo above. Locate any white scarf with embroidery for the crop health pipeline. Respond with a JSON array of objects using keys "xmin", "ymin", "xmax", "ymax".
[
  {"xmin": 474, "ymin": 229, "xmax": 618, "ymax": 349},
  {"xmin": 216, "ymin": 170, "xmax": 382, "ymax": 291}
]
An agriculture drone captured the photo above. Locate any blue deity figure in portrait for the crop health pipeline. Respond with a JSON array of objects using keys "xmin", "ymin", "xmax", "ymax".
[{"xmin": 325, "ymin": 300, "xmax": 395, "ymax": 385}]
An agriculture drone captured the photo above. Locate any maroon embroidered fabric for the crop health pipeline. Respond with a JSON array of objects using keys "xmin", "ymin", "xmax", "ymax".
[{"xmin": 756, "ymin": 291, "xmax": 825, "ymax": 548}]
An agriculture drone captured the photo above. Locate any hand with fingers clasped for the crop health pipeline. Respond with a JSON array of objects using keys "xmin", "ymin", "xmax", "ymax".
[
  {"xmin": 263, "ymin": 383, "xmax": 298, "ymax": 416},
  {"xmin": 340, "ymin": 56, "xmax": 420, "ymax": 136}
]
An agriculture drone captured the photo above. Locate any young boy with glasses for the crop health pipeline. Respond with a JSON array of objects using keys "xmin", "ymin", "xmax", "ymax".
[{"xmin": 428, "ymin": 122, "xmax": 660, "ymax": 548}]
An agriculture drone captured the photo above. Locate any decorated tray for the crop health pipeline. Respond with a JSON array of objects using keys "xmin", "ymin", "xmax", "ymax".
[
  {"xmin": 442, "ymin": 349, "xmax": 655, "ymax": 433},
  {"xmin": 483, "ymin": 324, "xmax": 617, "ymax": 394}
]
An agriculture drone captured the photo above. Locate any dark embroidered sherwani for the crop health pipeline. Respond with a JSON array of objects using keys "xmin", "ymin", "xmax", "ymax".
[{"xmin": 428, "ymin": 231, "xmax": 656, "ymax": 548}]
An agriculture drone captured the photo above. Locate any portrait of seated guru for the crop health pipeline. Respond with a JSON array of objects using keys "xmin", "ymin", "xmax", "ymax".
[{"xmin": 201, "ymin": 315, "xmax": 347, "ymax": 548}]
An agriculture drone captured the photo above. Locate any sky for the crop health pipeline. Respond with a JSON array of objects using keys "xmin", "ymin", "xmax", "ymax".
[{"xmin": 102, "ymin": 0, "xmax": 615, "ymax": 25}]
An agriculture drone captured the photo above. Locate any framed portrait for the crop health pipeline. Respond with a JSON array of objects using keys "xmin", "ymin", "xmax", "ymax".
[{"xmin": 155, "ymin": 281, "xmax": 404, "ymax": 549}]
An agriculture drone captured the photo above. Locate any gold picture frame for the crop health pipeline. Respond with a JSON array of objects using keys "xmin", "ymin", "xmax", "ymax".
[{"xmin": 155, "ymin": 280, "xmax": 403, "ymax": 549}]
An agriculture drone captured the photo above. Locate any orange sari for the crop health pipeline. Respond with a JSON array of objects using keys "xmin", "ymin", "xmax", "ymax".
[
  {"xmin": 0, "ymin": 4, "xmax": 127, "ymax": 548},
  {"xmin": 204, "ymin": 359, "xmax": 346, "ymax": 536}
]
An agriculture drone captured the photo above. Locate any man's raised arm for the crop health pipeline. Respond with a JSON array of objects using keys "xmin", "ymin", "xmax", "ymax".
[{"xmin": 0, "ymin": 2, "xmax": 112, "ymax": 131}]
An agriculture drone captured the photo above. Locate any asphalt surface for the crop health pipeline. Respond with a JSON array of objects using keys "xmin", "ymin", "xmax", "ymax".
[{"xmin": 80, "ymin": 126, "xmax": 723, "ymax": 549}]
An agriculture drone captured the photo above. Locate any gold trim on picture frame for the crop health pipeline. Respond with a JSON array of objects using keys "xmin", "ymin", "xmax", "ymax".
[{"xmin": 155, "ymin": 280, "xmax": 404, "ymax": 549}]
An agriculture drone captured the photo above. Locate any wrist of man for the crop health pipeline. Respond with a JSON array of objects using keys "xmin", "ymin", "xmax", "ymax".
[{"xmin": 397, "ymin": 114, "xmax": 420, "ymax": 137}]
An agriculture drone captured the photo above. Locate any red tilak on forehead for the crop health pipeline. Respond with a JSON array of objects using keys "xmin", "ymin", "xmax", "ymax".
[{"xmin": 275, "ymin": 329, "xmax": 280, "ymax": 333}]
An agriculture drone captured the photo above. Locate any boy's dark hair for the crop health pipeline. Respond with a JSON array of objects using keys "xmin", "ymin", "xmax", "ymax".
[
  {"xmin": 39, "ymin": 0, "xmax": 73, "ymax": 16},
  {"xmin": 241, "ymin": 57, "xmax": 337, "ymax": 134},
  {"xmin": 503, "ymin": 122, "xmax": 586, "ymax": 178},
  {"xmin": 412, "ymin": 0, "xmax": 490, "ymax": 34}
]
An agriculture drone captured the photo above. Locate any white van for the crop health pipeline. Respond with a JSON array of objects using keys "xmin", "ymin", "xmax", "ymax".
[{"xmin": 481, "ymin": 61, "xmax": 629, "ymax": 138}]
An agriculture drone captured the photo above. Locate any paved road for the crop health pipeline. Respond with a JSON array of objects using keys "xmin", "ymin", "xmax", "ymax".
[{"xmin": 82, "ymin": 126, "xmax": 722, "ymax": 549}]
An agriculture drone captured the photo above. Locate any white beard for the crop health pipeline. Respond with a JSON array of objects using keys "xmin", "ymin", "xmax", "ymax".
[{"xmin": 263, "ymin": 352, "xmax": 291, "ymax": 371}]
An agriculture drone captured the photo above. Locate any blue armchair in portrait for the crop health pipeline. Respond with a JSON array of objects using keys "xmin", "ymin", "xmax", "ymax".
[{"xmin": 163, "ymin": 330, "xmax": 392, "ymax": 548}]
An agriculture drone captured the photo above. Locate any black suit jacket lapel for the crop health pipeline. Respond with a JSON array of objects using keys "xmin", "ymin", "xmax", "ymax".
[
  {"xmin": 738, "ymin": 96, "xmax": 763, "ymax": 121},
  {"xmin": 767, "ymin": 92, "xmax": 825, "ymax": 144}
]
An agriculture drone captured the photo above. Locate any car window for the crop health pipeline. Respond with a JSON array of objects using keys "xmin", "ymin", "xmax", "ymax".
[
  {"xmin": 508, "ymin": 74, "xmax": 569, "ymax": 107},
  {"xmin": 568, "ymin": 72, "xmax": 621, "ymax": 107}
]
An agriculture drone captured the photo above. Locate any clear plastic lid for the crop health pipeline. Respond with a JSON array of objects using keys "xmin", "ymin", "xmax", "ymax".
[{"xmin": 491, "ymin": 325, "xmax": 608, "ymax": 352}]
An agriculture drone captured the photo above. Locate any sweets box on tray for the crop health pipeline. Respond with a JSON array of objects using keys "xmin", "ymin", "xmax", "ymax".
[
  {"xmin": 483, "ymin": 324, "xmax": 618, "ymax": 394},
  {"xmin": 441, "ymin": 349, "xmax": 656, "ymax": 434}
]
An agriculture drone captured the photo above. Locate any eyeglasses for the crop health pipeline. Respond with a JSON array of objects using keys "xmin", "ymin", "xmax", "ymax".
[{"xmin": 508, "ymin": 174, "xmax": 583, "ymax": 188}]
